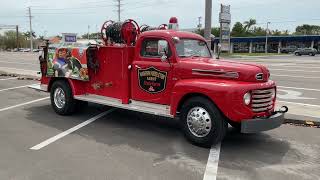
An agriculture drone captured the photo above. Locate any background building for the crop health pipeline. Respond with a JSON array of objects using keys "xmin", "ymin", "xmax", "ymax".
[{"xmin": 212, "ymin": 35, "xmax": 320, "ymax": 53}]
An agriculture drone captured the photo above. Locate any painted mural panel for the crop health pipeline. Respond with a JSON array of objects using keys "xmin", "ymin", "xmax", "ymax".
[{"xmin": 47, "ymin": 47, "xmax": 89, "ymax": 81}]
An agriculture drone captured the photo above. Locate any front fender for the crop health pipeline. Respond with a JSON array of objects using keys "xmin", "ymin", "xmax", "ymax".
[
  {"xmin": 170, "ymin": 79, "xmax": 276, "ymax": 121},
  {"xmin": 170, "ymin": 79, "xmax": 236, "ymax": 117}
]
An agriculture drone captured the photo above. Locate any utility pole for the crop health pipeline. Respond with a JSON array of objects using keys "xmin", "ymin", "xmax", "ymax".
[
  {"xmin": 95, "ymin": 24, "xmax": 98, "ymax": 40},
  {"xmin": 117, "ymin": 0, "xmax": 121, "ymax": 21},
  {"xmin": 16, "ymin": 25, "xmax": 19, "ymax": 49},
  {"xmin": 265, "ymin": 22, "xmax": 270, "ymax": 54},
  {"xmin": 87, "ymin": 25, "xmax": 90, "ymax": 40},
  {"xmin": 204, "ymin": 0, "xmax": 212, "ymax": 49},
  {"xmin": 28, "ymin": 7, "xmax": 33, "ymax": 52},
  {"xmin": 197, "ymin": 16, "xmax": 202, "ymax": 32}
]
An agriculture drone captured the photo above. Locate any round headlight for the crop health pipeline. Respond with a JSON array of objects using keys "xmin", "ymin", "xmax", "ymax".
[{"xmin": 243, "ymin": 92, "xmax": 251, "ymax": 105}]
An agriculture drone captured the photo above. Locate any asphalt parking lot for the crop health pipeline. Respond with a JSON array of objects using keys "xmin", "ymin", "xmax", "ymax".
[{"xmin": 0, "ymin": 52, "xmax": 319, "ymax": 180}]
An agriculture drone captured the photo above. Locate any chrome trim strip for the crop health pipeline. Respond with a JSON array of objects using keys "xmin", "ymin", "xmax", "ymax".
[
  {"xmin": 252, "ymin": 105, "xmax": 273, "ymax": 112},
  {"xmin": 252, "ymin": 94, "xmax": 272, "ymax": 99},
  {"xmin": 192, "ymin": 69, "xmax": 224, "ymax": 73},
  {"xmin": 252, "ymin": 102, "xmax": 273, "ymax": 108},
  {"xmin": 252, "ymin": 97, "xmax": 273, "ymax": 103},
  {"xmin": 252, "ymin": 89, "xmax": 273, "ymax": 94},
  {"xmin": 74, "ymin": 94, "xmax": 173, "ymax": 118},
  {"xmin": 192, "ymin": 69, "xmax": 239, "ymax": 78}
]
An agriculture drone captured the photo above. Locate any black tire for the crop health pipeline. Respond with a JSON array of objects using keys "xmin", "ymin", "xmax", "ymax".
[
  {"xmin": 295, "ymin": 52, "xmax": 300, "ymax": 56},
  {"xmin": 50, "ymin": 80, "xmax": 77, "ymax": 115},
  {"xmin": 180, "ymin": 96, "xmax": 228, "ymax": 147},
  {"xmin": 228, "ymin": 120, "xmax": 241, "ymax": 131}
]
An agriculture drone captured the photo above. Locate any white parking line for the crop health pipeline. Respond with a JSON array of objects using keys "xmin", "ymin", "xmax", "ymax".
[
  {"xmin": 30, "ymin": 108, "xmax": 115, "ymax": 150},
  {"xmin": 269, "ymin": 68, "xmax": 320, "ymax": 73},
  {"xmin": 0, "ymin": 77, "xmax": 18, "ymax": 81},
  {"xmin": 272, "ymin": 74, "xmax": 319, "ymax": 79},
  {"xmin": 0, "ymin": 97, "xmax": 49, "ymax": 112},
  {"xmin": 0, "ymin": 60, "xmax": 37, "ymax": 65},
  {"xmin": 0, "ymin": 67, "xmax": 38, "ymax": 72},
  {"xmin": 203, "ymin": 143, "xmax": 221, "ymax": 180},
  {"xmin": 0, "ymin": 84, "xmax": 38, "ymax": 92},
  {"xmin": 278, "ymin": 86, "xmax": 320, "ymax": 92},
  {"xmin": 267, "ymin": 65, "xmax": 320, "ymax": 69},
  {"xmin": 277, "ymin": 101, "xmax": 320, "ymax": 108}
]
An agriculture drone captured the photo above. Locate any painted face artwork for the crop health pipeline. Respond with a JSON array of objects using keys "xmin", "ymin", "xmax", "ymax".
[{"xmin": 46, "ymin": 47, "xmax": 89, "ymax": 81}]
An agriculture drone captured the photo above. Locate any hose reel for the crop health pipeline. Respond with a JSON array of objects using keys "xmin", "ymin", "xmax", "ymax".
[{"xmin": 101, "ymin": 19, "xmax": 140, "ymax": 46}]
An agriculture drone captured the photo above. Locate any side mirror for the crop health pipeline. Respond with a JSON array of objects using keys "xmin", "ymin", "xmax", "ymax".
[
  {"xmin": 217, "ymin": 44, "xmax": 222, "ymax": 59},
  {"xmin": 160, "ymin": 50, "xmax": 168, "ymax": 62},
  {"xmin": 158, "ymin": 40, "xmax": 169, "ymax": 62}
]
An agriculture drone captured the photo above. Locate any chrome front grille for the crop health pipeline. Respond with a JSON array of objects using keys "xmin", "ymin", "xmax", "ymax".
[{"xmin": 251, "ymin": 88, "xmax": 275, "ymax": 113}]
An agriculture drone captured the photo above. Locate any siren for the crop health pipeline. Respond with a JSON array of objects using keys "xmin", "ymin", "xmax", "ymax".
[{"xmin": 168, "ymin": 17, "xmax": 179, "ymax": 30}]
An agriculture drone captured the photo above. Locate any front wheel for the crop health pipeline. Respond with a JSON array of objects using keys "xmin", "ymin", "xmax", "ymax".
[
  {"xmin": 295, "ymin": 52, "xmax": 300, "ymax": 56},
  {"xmin": 180, "ymin": 97, "xmax": 227, "ymax": 147},
  {"xmin": 50, "ymin": 80, "xmax": 77, "ymax": 115}
]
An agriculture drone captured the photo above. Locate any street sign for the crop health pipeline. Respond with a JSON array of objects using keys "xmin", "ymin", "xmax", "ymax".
[
  {"xmin": 62, "ymin": 33, "xmax": 77, "ymax": 43},
  {"xmin": 219, "ymin": 4, "xmax": 231, "ymax": 52}
]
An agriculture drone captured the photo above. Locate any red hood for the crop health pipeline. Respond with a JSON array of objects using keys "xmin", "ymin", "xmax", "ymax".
[{"xmin": 175, "ymin": 57, "xmax": 269, "ymax": 82}]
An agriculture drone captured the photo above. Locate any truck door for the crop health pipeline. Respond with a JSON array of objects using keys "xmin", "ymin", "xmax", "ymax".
[{"xmin": 131, "ymin": 38, "xmax": 174, "ymax": 105}]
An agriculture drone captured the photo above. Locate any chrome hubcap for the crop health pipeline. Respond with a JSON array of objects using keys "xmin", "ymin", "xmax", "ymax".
[
  {"xmin": 54, "ymin": 87, "xmax": 66, "ymax": 109},
  {"xmin": 187, "ymin": 107, "xmax": 212, "ymax": 138}
]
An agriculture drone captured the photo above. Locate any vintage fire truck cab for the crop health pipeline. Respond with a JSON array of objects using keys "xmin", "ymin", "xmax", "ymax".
[{"xmin": 32, "ymin": 18, "xmax": 288, "ymax": 147}]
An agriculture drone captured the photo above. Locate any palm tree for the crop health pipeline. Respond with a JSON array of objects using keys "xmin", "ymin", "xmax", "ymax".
[{"xmin": 244, "ymin": 19, "xmax": 257, "ymax": 32}]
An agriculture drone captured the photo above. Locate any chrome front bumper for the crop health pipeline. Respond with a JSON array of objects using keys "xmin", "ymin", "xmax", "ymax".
[{"xmin": 241, "ymin": 112, "xmax": 286, "ymax": 133}]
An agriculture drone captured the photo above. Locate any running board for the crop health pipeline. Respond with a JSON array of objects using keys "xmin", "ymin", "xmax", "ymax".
[
  {"xmin": 28, "ymin": 83, "xmax": 48, "ymax": 92},
  {"xmin": 74, "ymin": 94, "xmax": 173, "ymax": 118}
]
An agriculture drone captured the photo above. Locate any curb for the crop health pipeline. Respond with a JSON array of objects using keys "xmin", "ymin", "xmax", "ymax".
[
  {"xmin": 0, "ymin": 72, "xmax": 40, "ymax": 81},
  {"xmin": 284, "ymin": 118, "xmax": 320, "ymax": 128}
]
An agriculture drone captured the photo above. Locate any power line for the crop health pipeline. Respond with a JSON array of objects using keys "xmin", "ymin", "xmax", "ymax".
[
  {"xmin": 116, "ymin": 0, "xmax": 123, "ymax": 21},
  {"xmin": 32, "ymin": 4, "xmax": 115, "ymax": 11}
]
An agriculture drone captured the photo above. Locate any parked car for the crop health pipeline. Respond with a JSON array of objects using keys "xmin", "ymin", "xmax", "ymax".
[
  {"xmin": 294, "ymin": 48, "xmax": 318, "ymax": 56},
  {"xmin": 33, "ymin": 49, "xmax": 41, "ymax": 52},
  {"xmin": 281, "ymin": 46, "xmax": 298, "ymax": 53},
  {"xmin": 21, "ymin": 48, "xmax": 31, "ymax": 52}
]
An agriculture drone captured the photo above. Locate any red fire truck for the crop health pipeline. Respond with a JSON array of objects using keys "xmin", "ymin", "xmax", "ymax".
[{"xmin": 32, "ymin": 18, "xmax": 288, "ymax": 147}]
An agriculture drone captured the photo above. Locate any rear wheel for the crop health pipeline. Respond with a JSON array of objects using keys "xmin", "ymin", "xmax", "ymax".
[
  {"xmin": 295, "ymin": 52, "xmax": 300, "ymax": 56},
  {"xmin": 180, "ymin": 97, "xmax": 227, "ymax": 147},
  {"xmin": 50, "ymin": 80, "xmax": 77, "ymax": 115},
  {"xmin": 309, "ymin": 53, "xmax": 315, "ymax": 56}
]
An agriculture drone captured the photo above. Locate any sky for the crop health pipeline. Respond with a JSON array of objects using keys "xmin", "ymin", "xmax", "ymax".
[{"xmin": 0, "ymin": 0, "xmax": 320, "ymax": 37}]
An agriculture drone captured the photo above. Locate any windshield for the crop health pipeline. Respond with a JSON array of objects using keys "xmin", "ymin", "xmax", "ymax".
[{"xmin": 175, "ymin": 39, "xmax": 211, "ymax": 58}]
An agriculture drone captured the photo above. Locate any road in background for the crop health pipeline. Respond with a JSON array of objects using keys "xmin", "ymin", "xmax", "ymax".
[{"xmin": 0, "ymin": 52, "xmax": 39, "ymax": 77}]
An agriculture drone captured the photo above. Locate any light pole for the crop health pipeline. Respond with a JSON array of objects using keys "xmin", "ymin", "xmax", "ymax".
[
  {"xmin": 204, "ymin": 0, "xmax": 212, "ymax": 49},
  {"xmin": 28, "ymin": 7, "xmax": 33, "ymax": 52},
  {"xmin": 265, "ymin": 22, "xmax": 271, "ymax": 54}
]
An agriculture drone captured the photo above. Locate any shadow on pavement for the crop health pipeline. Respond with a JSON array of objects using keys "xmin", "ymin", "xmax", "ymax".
[{"xmin": 218, "ymin": 128, "xmax": 291, "ymax": 179}]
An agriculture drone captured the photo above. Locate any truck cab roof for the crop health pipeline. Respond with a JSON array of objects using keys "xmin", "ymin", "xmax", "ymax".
[{"xmin": 139, "ymin": 30, "xmax": 205, "ymax": 41}]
